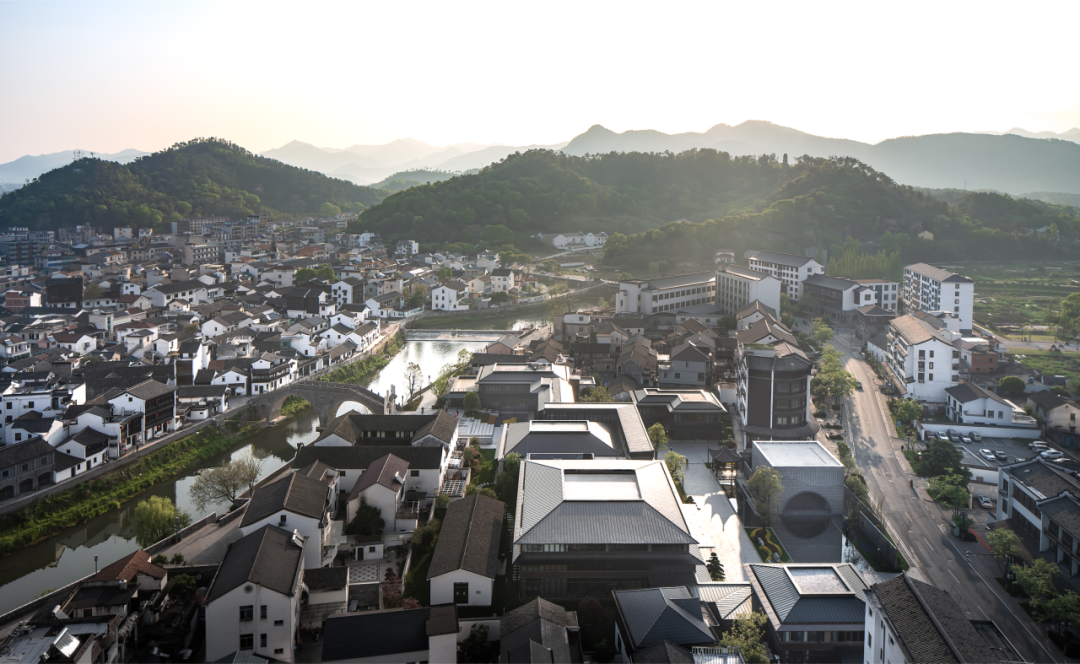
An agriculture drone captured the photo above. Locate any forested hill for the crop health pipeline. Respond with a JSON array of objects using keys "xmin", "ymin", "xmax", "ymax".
[
  {"xmin": 358, "ymin": 149, "xmax": 1080, "ymax": 266},
  {"xmin": 0, "ymin": 138, "xmax": 386, "ymax": 230}
]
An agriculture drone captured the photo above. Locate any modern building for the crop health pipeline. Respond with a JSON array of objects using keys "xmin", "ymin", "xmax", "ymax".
[
  {"xmin": 715, "ymin": 265, "xmax": 781, "ymax": 317},
  {"xmin": 735, "ymin": 319, "xmax": 817, "ymax": 441},
  {"xmin": 853, "ymin": 305, "xmax": 895, "ymax": 342},
  {"xmin": 513, "ymin": 458, "xmax": 699, "ymax": 598},
  {"xmin": 745, "ymin": 250, "xmax": 825, "ymax": 300},
  {"xmin": 500, "ymin": 598, "xmax": 582, "ymax": 663},
  {"xmin": 631, "ymin": 388, "xmax": 726, "ymax": 441},
  {"xmin": 944, "ymin": 382, "xmax": 1030, "ymax": 428},
  {"xmin": 854, "ymin": 278, "xmax": 899, "ymax": 312},
  {"xmin": 864, "ymin": 572, "xmax": 1022, "ymax": 664},
  {"xmin": 537, "ymin": 402, "xmax": 655, "ymax": 459},
  {"xmin": 427, "ymin": 494, "xmax": 504, "ymax": 606},
  {"xmin": 746, "ymin": 563, "xmax": 868, "ymax": 664},
  {"xmin": 884, "ymin": 314, "xmax": 962, "ymax": 405},
  {"xmin": 800, "ymin": 274, "xmax": 877, "ymax": 324},
  {"xmin": 902, "ymin": 263, "xmax": 975, "ymax": 330},
  {"xmin": 445, "ymin": 363, "xmax": 575, "ymax": 421},
  {"xmin": 612, "ymin": 586, "xmax": 717, "ymax": 658},
  {"xmin": 615, "ymin": 272, "xmax": 716, "ymax": 315},
  {"xmin": 997, "ymin": 457, "xmax": 1080, "ymax": 573},
  {"xmin": 320, "ymin": 605, "xmax": 458, "ymax": 663},
  {"xmin": 204, "ymin": 525, "xmax": 305, "ymax": 663}
]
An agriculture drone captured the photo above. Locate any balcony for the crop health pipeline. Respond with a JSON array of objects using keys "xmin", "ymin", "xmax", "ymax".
[{"xmin": 396, "ymin": 501, "xmax": 420, "ymax": 520}]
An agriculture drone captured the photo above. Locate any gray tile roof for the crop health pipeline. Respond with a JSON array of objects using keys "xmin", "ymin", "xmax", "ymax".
[
  {"xmin": 749, "ymin": 563, "xmax": 867, "ymax": 626},
  {"xmin": 613, "ymin": 586, "xmax": 715, "ymax": 649},
  {"xmin": 124, "ymin": 379, "xmax": 176, "ymax": 400},
  {"xmin": 0, "ymin": 438, "xmax": 54, "ymax": 467},
  {"xmin": 348, "ymin": 453, "xmax": 408, "ymax": 500},
  {"xmin": 499, "ymin": 598, "xmax": 578, "ymax": 664},
  {"xmin": 905, "ymin": 263, "xmax": 973, "ymax": 283},
  {"xmin": 321, "ymin": 608, "xmax": 432, "ymax": 661},
  {"xmin": 871, "ymin": 573, "xmax": 996, "ymax": 663},
  {"xmin": 428, "ymin": 494, "xmax": 505, "ymax": 580},
  {"xmin": 746, "ymin": 250, "xmax": 816, "ymax": 268},
  {"xmin": 292, "ymin": 444, "xmax": 444, "ymax": 471},
  {"xmin": 504, "ymin": 421, "xmax": 619, "ymax": 458},
  {"xmin": 240, "ymin": 471, "xmax": 329, "ymax": 527},
  {"xmin": 804, "ymin": 273, "xmax": 859, "ymax": 292},
  {"xmin": 206, "ymin": 525, "xmax": 304, "ymax": 603},
  {"xmin": 1040, "ymin": 494, "xmax": 1080, "ymax": 541},
  {"xmin": 302, "ymin": 566, "xmax": 348, "ymax": 591},
  {"xmin": 1006, "ymin": 459, "xmax": 1080, "ymax": 500},
  {"xmin": 630, "ymin": 640, "xmax": 694, "ymax": 664},
  {"xmin": 944, "ymin": 382, "xmax": 1010, "ymax": 406}
]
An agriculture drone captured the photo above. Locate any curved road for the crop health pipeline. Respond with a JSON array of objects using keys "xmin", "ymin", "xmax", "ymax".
[{"xmin": 832, "ymin": 339, "xmax": 1059, "ymax": 663}]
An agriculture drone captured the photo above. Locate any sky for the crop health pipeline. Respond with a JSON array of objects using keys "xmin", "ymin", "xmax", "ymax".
[{"xmin": 1, "ymin": 0, "xmax": 1078, "ymax": 163}]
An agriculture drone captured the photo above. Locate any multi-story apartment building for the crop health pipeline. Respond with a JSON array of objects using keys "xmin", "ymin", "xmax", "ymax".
[
  {"xmin": 172, "ymin": 216, "xmax": 226, "ymax": 235},
  {"xmin": 854, "ymin": 278, "xmax": 899, "ymax": 311},
  {"xmin": 745, "ymin": 250, "xmax": 824, "ymax": 300},
  {"xmin": 736, "ymin": 319, "xmax": 817, "ymax": 440},
  {"xmin": 715, "ymin": 265, "xmax": 780, "ymax": 316},
  {"xmin": 885, "ymin": 314, "xmax": 961, "ymax": 405},
  {"xmin": 513, "ymin": 458, "xmax": 699, "ymax": 598},
  {"xmin": 182, "ymin": 241, "xmax": 223, "ymax": 266},
  {"xmin": 997, "ymin": 458, "xmax": 1080, "ymax": 575},
  {"xmin": 902, "ymin": 263, "xmax": 975, "ymax": 330},
  {"xmin": 615, "ymin": 272, "xmax": 716, "ymax": 315}
]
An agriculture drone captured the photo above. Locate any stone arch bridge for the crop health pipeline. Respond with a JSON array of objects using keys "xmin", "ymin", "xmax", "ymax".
[{"xmin": 248, "ymin": 381, "xmax": 394, "ymax": 427}]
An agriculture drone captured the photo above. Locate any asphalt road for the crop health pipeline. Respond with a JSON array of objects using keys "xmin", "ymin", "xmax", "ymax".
[{"xmin": 831, "ymin": 339, "xmax": 1061, "ymax": 663}]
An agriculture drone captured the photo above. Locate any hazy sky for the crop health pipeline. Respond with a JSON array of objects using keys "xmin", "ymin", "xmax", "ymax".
[{"xmin": 1, "ymin": 0, "xmax": 1077, "ymax": 162}]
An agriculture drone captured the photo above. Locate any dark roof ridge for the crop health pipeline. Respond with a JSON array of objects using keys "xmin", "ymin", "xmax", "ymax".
[{"xmin": 904, "ymin": 574, "xmax": 965, "ymax": 663}]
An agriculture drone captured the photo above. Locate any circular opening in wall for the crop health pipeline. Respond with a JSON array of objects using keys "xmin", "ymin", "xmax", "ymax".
[{"xmin": 781, "ymin": 491, "xmax": 831, "ymax": 538}]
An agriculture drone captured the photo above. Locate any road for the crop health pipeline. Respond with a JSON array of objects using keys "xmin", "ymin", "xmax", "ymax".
[{"xmin": 832, "ymin": 338, "xmax": 1060, "ymax": 663}]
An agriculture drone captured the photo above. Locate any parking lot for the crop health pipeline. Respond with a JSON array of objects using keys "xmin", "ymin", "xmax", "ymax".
[{"xmin": 924, "ymin": 430, "xmax": 1073, "ymax": 469}]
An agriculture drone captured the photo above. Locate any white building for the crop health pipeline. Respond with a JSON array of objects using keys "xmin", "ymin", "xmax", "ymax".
[
  {"xmin": 205, "ymin": 526, "xmax": 305, "ymax": 663},
  {"xmin": 427, "ymin": 494, "xmax": 504, "ymax": 606},
  {"xmin": 239, "ymin": 471, "xmax": 334, "ymax": 570},
  {"xmin": 615, "ymin": 271, "xmax": 716, "ymax": 315},
  {"xmin": 745, "ymin": 250, "xmax": 824, "ymax": 300},
  {"xmin": 715, "ymin": 265, "xmax": 781, "ymax": 317},
  {"xmin": 855, "ymin": 278, "xmax": 900, "ymax": 312},
  {"xmin": 431, "ymin": 281, "xmax": 469, "ymax": 311},
  {"xmin": 944, "ymin": 382, "xmax": 1026, "ymax": 427},
  {"xmin": 902, "ymin": 263, "xmax": 975, "ymax": 330},
  {"xmin": 885, "ymin": 314, "xmax": 961, "ymax": 405},
  {"xmin": 548, "ymin": 232, "xmax": 607, "ymax": 250}
]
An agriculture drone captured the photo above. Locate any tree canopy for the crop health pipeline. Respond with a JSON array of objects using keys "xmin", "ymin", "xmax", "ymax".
[{"xmin": 132, "ymin": 496, "xmax": 191, "ymax": 548}]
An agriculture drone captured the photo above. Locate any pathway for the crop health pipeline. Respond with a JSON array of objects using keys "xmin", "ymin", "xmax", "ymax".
[{"xmin": 155, "ymin": 517, "xmax": 243, "ymax": 566}]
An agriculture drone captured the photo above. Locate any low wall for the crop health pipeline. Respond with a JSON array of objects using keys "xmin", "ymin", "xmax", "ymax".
[
  {"xmin": 146, "ymin": 511, "xmax": 218, "ymax": 555},
  {"xmin": 918, "ymin": 422, "xmax": 1040, "ymax": 441}
]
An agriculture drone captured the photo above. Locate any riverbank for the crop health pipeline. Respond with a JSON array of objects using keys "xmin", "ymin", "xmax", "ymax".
[
  {"xmin": 406, "ymin": 286, "xmax": 612, "ymax": 331},
  {"xmin": 319, "ymin": 330, "xmax": 404, "ymax": 385},
  {"xmin": 0, "ymin": 422, "xmax": 262, "ymax": 557}
]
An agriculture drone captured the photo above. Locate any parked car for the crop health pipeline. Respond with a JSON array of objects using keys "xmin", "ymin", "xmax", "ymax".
[
  {"xmin": 1029, "ymin": 441, "xmax": 1050, "ymax": 451},
  {"xmin": 937, "ymin": 431, "xmax": 950, "ymax": 441},
  {"xmin": 970, "ymin": 431, "xmax": 982, "ymax": 442},
  {"xmin": 994, "ymin": 451, "xmax": 1008, "ymax": 462},
  {"xmin": 978, "ymin": 495, "xmax": 994, "ymax": 509},
  {"xmin": 947, "ymin": 430, "xmax": 961, "ymax": 442},
  {"xmin": 1041, "ymin": 450, "xmax": 1065, "ymax": 460},
  {"xmin": 979, "ymin": 449, "xmax": 995, "ymax": 461},
  {"xmin": 856, "ymin": 381, "xmax": 863, "ymax": 390},
  {"xmin": 961, "ymin": 433, "xmax": 973, "ymax": 444}
]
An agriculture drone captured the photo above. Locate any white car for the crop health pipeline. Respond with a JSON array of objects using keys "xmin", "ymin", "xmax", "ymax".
[
  {"xmin": 1041, "ymin": 450, "xmax": 1065, "ymax": 460},
  {"xmin": 978, "ymin": 495, "xmax": 993, "ymax": 509},
  {"xmin": 961, "ymin": 433, "xmax": 973, "ymax": 444},
  {"xmin": 979, "ymin": 449, "xmax": 995, "ymax": 461}
]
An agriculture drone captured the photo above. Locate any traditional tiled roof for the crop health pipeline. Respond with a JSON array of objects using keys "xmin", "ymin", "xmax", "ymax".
[
  {"xmin": 348, "ymin": 453, "xmax": 409, "ymax": 500},
  {"xmin": 240, "ymin": 471, "xmax": 329, "ymax": 527},
  {"xmin": 206, "ymin": 525, "xmax": 304, "ymax": 603},
  {"xmin": 428, "ymin": 494, "xmax": 504, "ymax": 580},
  {"xmin": 90, "ymin": 549, "xmax": 167, "ymax": 582}
]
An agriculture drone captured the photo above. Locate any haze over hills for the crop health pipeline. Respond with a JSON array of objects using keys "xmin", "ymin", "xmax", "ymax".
[{"xmin": 0, "ymin": 148, "xmax": 149, "ymax": 184}]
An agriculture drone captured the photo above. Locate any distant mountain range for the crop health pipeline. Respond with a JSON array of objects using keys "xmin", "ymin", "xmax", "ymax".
[
  {"xmin": 0, "ymin": 148, "xmax": 148, "ymax": 184},
  {"xmin": 3, "ymin": 121, "xmax": 1080, "ymax": 195}
]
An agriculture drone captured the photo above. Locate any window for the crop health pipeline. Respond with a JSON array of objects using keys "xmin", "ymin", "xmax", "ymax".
[
  {"xmin": 239, "ymin": 634, "xmax": 253, "ymax": 650},
  {"xmin": 274, "ymin": 619, "xmax": 284, "ymax": 626},
  {"xmin": 929, "ymin": 374, "xmax": 934, "ymax": 381},
  {"xmin": 240, "ymin": 605, "xmax": 253, "ymax": 621},
  {"xmin": 279, "ymin": 514, "xmax": 287, "ymax": 524},
  {"xmin": 275, "ymin": 649, "xmax": 284, "ymax": 655},
  {"xmin": 260, "ymin": 634, "xmax": 267, "ymax": 648},
  {"xmin": 410, "ymin": 470, "xmax": 419, "ymax": 477},
  {"xmin": 929, "ymin": 350, "xmax": 934, "ymax": 358},
  {"xmin": 260, "ymin": 605, "xmax": 267, "ymax": 619}
]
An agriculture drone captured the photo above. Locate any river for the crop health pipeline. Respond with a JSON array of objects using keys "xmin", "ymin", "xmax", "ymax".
[{"xmin": 0, "ymin": 335, "xmax": 493, "ymax": 616}]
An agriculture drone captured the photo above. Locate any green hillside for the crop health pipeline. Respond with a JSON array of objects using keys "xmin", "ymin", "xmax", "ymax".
[
  {"xmin": 370, "ymin": 169, "xmax": 465, "ymax": 193},
  {"xmin": 357, "ymin": 149, "xmax": 1080, "ymax": 268},
  {"xmin": 0, "ymin": 138, "xmax": 386, "ymax": 230}
]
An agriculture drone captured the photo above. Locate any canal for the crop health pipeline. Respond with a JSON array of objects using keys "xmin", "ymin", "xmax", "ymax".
[{"xmin": 0, "ymin": 333, "xmax": 498, "ymax": 615}]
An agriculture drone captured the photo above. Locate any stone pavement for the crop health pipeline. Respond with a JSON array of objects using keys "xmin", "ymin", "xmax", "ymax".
[
  {"xmin": 155, "ymin": 517, "xmax": 243, "ymax": 565},
  {"xmin": 671, "ymin": 441, "xmax": 762, "ymax": 583}
]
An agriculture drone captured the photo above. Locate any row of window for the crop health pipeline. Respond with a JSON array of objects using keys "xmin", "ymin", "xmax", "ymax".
[
  {"xmin": 779, "ymin": 631, "xmax": 864, "ymax": 643},
  {"xmin": 520, "ymin": 543, "xmax": 686, "ymax": 553}
]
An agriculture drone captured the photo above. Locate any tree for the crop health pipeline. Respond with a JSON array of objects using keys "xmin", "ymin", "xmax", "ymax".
[
  {"xmin": 1015, "ymin": 558, "xmax": 1058, "ymax": 603},
  {"xmin": 346, "ymin": 504, "xmax": 385, "ymax": 536},
  {"xmin": 478, "ymin": 487, "xmax": 498, "ymax": 500},
  {"xmin": 921, "ymin": 438, "xmax": 968, "ymax": 479},
  {"xmin": 747, "ymin": 466, "xmax": 783, "ymax": 527},
  {"xmin": 720, "ymin": 610, "xmax": 769, "ymax": 663},
  {"xmin": 581, "ymin": 385, "xmax": 616, "ymax": 402},
  {"xmin": 593, "ymin": 640, "xmax": 616, "ymax": 664},
  {"xmin": 1035, "ymin": 590, "xmax": 1080, "ymax": 636},
  {"xmin": 463, "ymin": 391, "xmax": 482, "ymax": 412},
  {"xmin": 495, "ymin": 471, "xmax": 517, "ymax": 503},
  {"xmin": 665, "ymin": 451, "xmax": 688, "ymax": 487},
  {"xmin": 189, "ymin": 455, "xmax": 264, "ymax": 511},
  {"xmin": 618, "ymin": 272, "xmax": 633, "ymax": 280},
  {"xmin": 382, "ymin": 569, "xmax": 404, "ymax": 609},
  {"xmin": 171, "ymin": 574, "xmax": 196, "ymax": 598},
  {"xmin": 132, "ymin": 496, "xmax": 191, "ymax": 548},
  {"xmin": 434, "ymin": 494, "xmax": 450, "ymax": 510},
  {"xmin": 647, "ymin": 423, "xmax": 669, "ymax": 455},
  {"xmin": 986, "ymin": 527, "xmax": 1023, "ymax": 573},
  {"xmin": 894, "ymin": 399, "xmax": 922, "ymax": 425},
  {"xmin": 707, "ymin": 552, "xmax": 726, "ymax": 581},
  {"xmin": 927, "ymin": 473, "xmax": 970, "ymax": 509},
  {"xmin": 319, "ymin": 202, "xmax": 341, "ymax": 218},
  {"xmin": 404, "ymin": 362, "xmax": 423, "ymax": 399},
  {"xmin": 151, "ymin": 554, "xmax": 169, "ymax": 566},
  {"xmin": 170, "ymin": 552, "xmax": 186, "ymax": 566},
  {"xmin": 503, "ymin": 452, "xmax": 521, "ymax": 478},
  {"xmin": 810, "ymin": 318, "xmax": 834, "ymax": 345},
  {"xmin": 461, "ymin": 623, "xmax": 497, "ymax": 663},
  {"xmin": 294, "ymin": 264, "xmax": 336, "ymax": 283},
  {"xmin": 83, "ymin": 282, "xmax": 105, "ymax": 300},
  {"xmin": 410, "ymin": 518, "xmax": 441, "ymax": 560},
  {"xmin": 998, "ymin": 376, "xmax": 1026, "ymax": 396}
]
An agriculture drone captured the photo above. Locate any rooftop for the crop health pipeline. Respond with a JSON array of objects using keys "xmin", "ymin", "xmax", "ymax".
[{"xmin": 754, "ymin": 441, "xmax": 842, "ymax": 468}]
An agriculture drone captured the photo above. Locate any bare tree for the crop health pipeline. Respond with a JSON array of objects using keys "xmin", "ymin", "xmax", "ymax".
[
  {"xmin": 189, "ymin": 455, "xmax": 264, "ymax": 511},
  {"xmin": 404, "ymin": 362, "xmax": 423, "ymax": 399}
]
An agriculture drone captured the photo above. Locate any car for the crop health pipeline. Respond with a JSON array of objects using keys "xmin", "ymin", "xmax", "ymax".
[
  {"xmin": 1041, "ymin": 450, "xmax": 1065, "ymax": 460},
  {"xmin": 961, "ymin": 433, "xmax": 973, "ymax": 444},
  {"xmin": 937, "ymin": 431, "xmax": 950, "ymax": 441},
  {"xmin": 856, "ymin": 381, "xmax": 863, "ymax": 390},
  {"xmin": 969, "ymin": 431, "xmax": 982, "ymax": 442},
  {"xmin": 994, "ymin": 451, "xmax": 1008, "ymax": 461},
  {"xmin": 1029, "ymin": 441, "xmax": 1050, "ymax": 451},
  {"xmin": 979, "ymin": 449, "xmax": 995, "ymax": 461},
  {"xmin": 978, "ymin": 495, "xmax": 994, "ymax": 509},
  {"xmin": 948, "ymin": 430, "xmax": 961, "ymax": 443}
]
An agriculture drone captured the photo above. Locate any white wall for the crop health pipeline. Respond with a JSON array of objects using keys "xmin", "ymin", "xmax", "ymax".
[
  {"xmin": 205, "ymin": 582, "xmax": 299, "ymax": 663},
  {"xmin": 430, "ymin": 570, "xmax": 493, "ymax": 606},
  {"xmin": 918, "ymin": 422, "xmax": 1038, "ymax": 440}
]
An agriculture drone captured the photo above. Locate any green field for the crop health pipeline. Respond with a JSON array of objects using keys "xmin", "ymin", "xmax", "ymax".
[
  {"xmin": 962, "ymin": 261, "xmax": 1080, "ymax": 332},
  {"xmin": 1008, "ymin": 349, "xmax": 1080, "ymax": 379}
]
